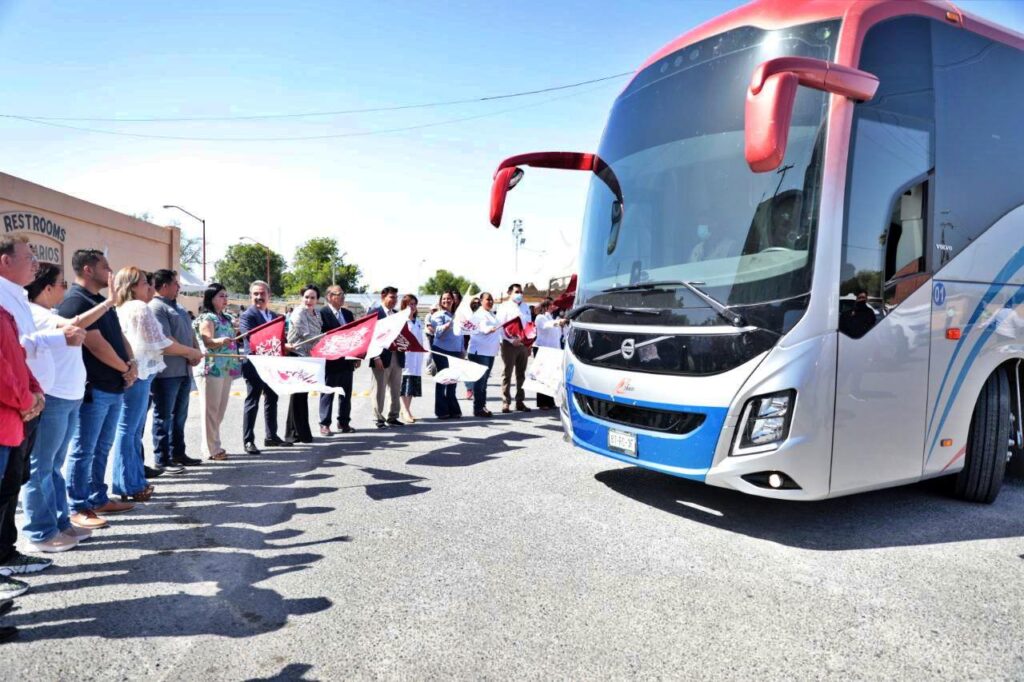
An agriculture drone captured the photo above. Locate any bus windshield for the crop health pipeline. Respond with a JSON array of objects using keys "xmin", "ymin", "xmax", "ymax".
[{"xmin": 577, "ymin": 21, "xmax": 840, "ymax": 319}]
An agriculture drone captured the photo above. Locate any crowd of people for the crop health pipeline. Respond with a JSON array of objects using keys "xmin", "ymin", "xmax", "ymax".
[{"xmin": 0, "ymin": 233, "xmax": 565, "ymax": 641}]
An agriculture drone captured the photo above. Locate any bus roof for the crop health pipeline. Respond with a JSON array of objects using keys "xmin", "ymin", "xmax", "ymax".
[{"xmin": 634, "ymin": 0, "xmax": 1024, "ymax": 79}]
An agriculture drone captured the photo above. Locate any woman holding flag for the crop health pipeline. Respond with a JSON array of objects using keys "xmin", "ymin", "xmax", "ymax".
[
  {"xmin": 399, "ymin": 294, "xmax": 425, "ymax": 423},
  {"xmin": 194, "ymin": 283, "xmax": 241, "ymax": 461},
  {"xmin": 284, "ymin": 284, "xmax": 322, "ymax": 443},
  {"xmin": 426, "ymin": 291, "xmax": 462, "ymax": 420}
]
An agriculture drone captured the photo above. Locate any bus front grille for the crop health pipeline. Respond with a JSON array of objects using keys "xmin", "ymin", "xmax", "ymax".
[{"xmin": 574, "ymin": 393, "xmax": 705, "ymax": 435}]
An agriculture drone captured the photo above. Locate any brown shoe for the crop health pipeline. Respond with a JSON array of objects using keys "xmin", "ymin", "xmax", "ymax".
[
  {"xmin": 70, "ymin": 510, "xmax": 108, "ymax": 530},
  {"xmin": 93, "ymin": 500, "xmax": 135, "ymax": 515},
  {"xmin": 501, "ymin": 405, "xmax": 512, "ymax": 414},
  {"xmin": 319, "ymin": 425, "xmax": 333, "ymax": 436}
]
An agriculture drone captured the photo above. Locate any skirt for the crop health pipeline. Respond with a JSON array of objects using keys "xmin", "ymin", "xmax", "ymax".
[{"xmin": 401, "ymin": 376, "xmax": 422, "ymax": 397}]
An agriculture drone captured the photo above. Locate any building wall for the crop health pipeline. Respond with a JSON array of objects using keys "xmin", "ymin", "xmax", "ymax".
[{"xmin": 0, "ymin": 172, "xmax": 179, "ymax": 277}]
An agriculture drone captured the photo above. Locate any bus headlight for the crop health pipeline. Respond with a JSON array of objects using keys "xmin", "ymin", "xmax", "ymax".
[{"xmin": 734, "ymin": 390, "xmax": 795, "ymax": 454}]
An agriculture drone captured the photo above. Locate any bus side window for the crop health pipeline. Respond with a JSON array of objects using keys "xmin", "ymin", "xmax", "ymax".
[{"xmin": 883, "ymin": 179, "xmax": 930, "ymax": 308}]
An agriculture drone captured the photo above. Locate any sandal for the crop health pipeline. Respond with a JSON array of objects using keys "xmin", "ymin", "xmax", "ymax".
[{"xmin": 209, "ymin": 451, "xmax": 229, "ymax": 461}]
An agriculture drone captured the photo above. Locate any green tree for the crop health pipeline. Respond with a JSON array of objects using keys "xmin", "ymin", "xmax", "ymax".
[
  {"xmin": 213, "ymin": 243, "xmax": 287, "ymax": 296},
  {"xmin": 283, "ymin": 237, "xmax": 364, "ymax": 295},
  {"xmin": 180, "ymin": 236, "xmax": 202, "ymax": 267},
  {"xmin": 419, "ymin": 269, "xmax": 479, "ymax": 295}
]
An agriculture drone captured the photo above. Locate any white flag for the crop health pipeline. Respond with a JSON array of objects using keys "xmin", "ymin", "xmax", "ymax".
[
  {"xmin": 434, "ymin": 353, "xmax": 489, "ymax": 384},
  {"xmin": 523, "ymin": 346, "xmax": 563, "ymax": 405},
  {"xmin": 453, "ymin": 286, "xmax": 479, "ymax": 335},
  {"xmin": 366, "ymin": 310, "xmax": 412, "ymax": 360},
  {"xmin": 248, "ymin": 355, "xmax": 344, "ymax": 396}
]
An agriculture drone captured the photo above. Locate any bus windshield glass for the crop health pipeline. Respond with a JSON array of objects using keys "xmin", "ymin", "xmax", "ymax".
[{"xmin": 577, "ymin": 21, "xmax": 840, "ymax": 318}]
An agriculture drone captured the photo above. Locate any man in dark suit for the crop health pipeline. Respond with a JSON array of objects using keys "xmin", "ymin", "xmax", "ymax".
[
  {"xmin": 367, "ymin": 286, "xmax": 405, "ymax": 428},
  {"xmin": 318, "ymin": 285, "xmax": 359, "ymax": 435},
  {"xmin": 240, "ymin": 280, "xmax": 292, "ymax": 454}
]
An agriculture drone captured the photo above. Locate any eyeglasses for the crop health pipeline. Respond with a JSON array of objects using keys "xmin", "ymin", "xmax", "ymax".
[{"xmin": 58, "ymin": 280, "xmax": 68, "ymax": 288}]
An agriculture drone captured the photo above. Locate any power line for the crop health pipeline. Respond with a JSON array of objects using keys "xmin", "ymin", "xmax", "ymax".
[
  {"xmin": 0, "ymin": 79, "xmax": 621, "ymax": 142},
  {"xmin": 9, "ymin": 71, "xmax": 634, "ymax": 123}
]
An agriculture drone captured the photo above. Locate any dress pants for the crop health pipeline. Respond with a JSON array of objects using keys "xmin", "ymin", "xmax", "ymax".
[
  {"xmin": 0, "ymin": 417, "xmax": 37, "ymax": 562},
  {"xmin": 198, "ymin": 375, "xmax": 233, "ymax": 457},
  {"xmin": 285, "ymin": 393, "xmax": 313, "ymax": 443},
  {"xmin": 370, "ymin": 361, "xmax": 402, "ymax": 422},
  {"xmin": 242, "ymin": 359, "xmax": 279, "ymax": 444},
  {"xmin": 431, "ymin": 353, "xmax": 462, "ymax": 419},
  {"xmin": 319, "ymin": 367, "xmax": 353, "ymax": 428},
  {"xmin": 150, "ymin": 375, "xmax": 191, "ymax": 466},
  {"xmin": 500, "ymin": 342, "xmax": 531, "ymax": 407}
]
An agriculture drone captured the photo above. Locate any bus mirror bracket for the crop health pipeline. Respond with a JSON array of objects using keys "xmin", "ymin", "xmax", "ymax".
[
  {"xmin": 745, "ymin": 56, "xmax": 879, "ymax": 173},
  {"xmin": 490, "ymin": 151, "xmax": 618, "ymax": 227}
]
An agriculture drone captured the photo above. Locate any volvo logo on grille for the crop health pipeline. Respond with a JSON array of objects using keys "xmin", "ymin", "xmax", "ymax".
[{"xmin": 620, "ymin": 338, "xmax": 636, "ymax": 359}]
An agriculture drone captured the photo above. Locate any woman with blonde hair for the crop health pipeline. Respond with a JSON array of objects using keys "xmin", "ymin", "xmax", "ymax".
[
  {"xmin": 113, "ymin": 267, "xmax": 203, "ymax": 500},
  {"xmin": 194, "ymin": 283, "xmax": 241, "ymax": 460}
]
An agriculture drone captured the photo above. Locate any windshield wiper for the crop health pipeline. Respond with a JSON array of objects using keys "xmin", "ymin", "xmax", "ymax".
[
  {"xmin": 602, "ymin": 280, "xmax": 687, "ymax": 293},
  {"xmin": 567, "ymin": 302, "xmax": 666, "ymax": 320},
  {"xmin": 677, "ymin": 280, "xmax": 746, "ymax": 327}
]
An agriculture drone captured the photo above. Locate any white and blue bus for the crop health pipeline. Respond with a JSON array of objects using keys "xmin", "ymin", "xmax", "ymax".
[{"xmin": 489, "ymin": 0, "xmax": 1024, "ymax": 501}]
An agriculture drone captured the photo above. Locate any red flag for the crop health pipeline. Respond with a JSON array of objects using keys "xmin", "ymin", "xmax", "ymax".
[
  {"xmin": 550, "ymin": 274, "xmax": 577, "ymax": 314},
  {"xmin": 311, "ymin": 313, "xmax": 377, "ymax": 360},
  {"xmin": 249, "ymin": 316, "xmax": 286, "ymax": 356},
  {"xmin": 390, "ymin": 324, "xmax": 426, "ymax": 353},
  {"xmin": 502, "ymin": 316, "xmax": 536, "ymax": 348}
]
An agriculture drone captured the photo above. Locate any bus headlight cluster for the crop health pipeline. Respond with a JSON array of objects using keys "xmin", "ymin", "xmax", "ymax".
[{"xmin": 734, "ymin": 390, "xmax": 795, "ymax": 454}]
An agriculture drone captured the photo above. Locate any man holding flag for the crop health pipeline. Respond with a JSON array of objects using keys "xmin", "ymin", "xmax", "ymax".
[
  {"xmin": 367, "ymin": 287, "xmax": 405, "ymax": 429},
  {"xmin": 317, "ymin": 286, "xmax": 358, "ymax": 435},
  {"xmin": 496, "ymin": 283, "xmax": 533, "ymax": 414},
  {"xmin": 239, "ymin": 281, "xmax": 291, "ymax": 455}
]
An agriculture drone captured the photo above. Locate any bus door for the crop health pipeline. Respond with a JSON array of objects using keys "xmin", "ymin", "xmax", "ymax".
[{"xmin": 829, "ymin": 17, "xmax": 935, "ymax": 494}]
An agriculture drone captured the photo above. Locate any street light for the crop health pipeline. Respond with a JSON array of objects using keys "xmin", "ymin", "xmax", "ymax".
[
  {"xmin": 239, "ymin": 236, "xmax": 273, "ymax": 290},
  {"xmin": 163, "ymin": 205, "xmax": 206, "ymax": 282}
]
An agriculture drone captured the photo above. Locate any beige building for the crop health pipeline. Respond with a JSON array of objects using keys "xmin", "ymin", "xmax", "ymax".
[{"xmin": 0, "ymin": 172, "xmax": 181, "ymax": 279}]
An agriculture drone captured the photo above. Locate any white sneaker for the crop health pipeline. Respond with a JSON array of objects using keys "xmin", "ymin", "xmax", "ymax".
[
  {"xmin": 62, "ymin": 527, "xmax": 92, "ymax": 542},
  {"xmin": 30, "ymin": 532, "xmax": 78, "ymax": 553}
]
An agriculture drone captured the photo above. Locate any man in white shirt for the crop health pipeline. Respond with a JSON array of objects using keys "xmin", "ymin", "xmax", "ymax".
[
  {"xmin": 0, "ymin": 235, "xmax": 85, "ymax": 577},
  {"xmin": 495, "ymin": 282, "xmax": 532, "ymax": 413}
]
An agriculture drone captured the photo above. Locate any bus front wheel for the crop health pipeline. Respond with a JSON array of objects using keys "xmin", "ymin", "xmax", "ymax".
[{"xmin": 954, "ymin": 369, "xmax": 1010, "ymax": 504}]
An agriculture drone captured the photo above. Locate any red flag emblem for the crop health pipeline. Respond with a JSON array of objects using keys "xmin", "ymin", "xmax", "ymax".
[
  {"xmin": 502, "ymin": 316, "xmax": 536, "ymax": 348},
  {"xmin": 390, "ymin": 324, "xmax": 426, "ymax": 353},
  {"xmin": 249, "ymin": 316, "xmax": 286, "ymax": 356},
  {"xmin": 311, "ymin": 313, "xmax": 377, "ymax": 360}
]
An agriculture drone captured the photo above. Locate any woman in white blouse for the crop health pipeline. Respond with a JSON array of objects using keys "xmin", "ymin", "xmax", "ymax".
[
  {"xmin": 399, "ymin": 294, "xmax": 425, "ymax": 423},
  {"xmin": 532, "ymin": 297, "xmax": 567, "ymax": 410},
  {"xmin": 22, "ymin": 264, "xmax": 114, "ymax": 551},
  {"xmin": 112, "ymin": 267, "xmax": 202, "ymax": 501},
  {"xmin": 466, "ymin": 292, "xmax": 500, "ymax": 417},
  {"xmin": 284, "ymin": 284, "xmax": 323, "ymax": 443}
]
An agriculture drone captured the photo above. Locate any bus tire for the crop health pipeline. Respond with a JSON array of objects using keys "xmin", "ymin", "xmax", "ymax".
[{"xmin": 954, "ymin": 369, "xmax": 1010, "ymax": 503}]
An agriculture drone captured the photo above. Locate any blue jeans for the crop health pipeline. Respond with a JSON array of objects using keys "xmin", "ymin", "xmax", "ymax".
[
  {"xmin": 0, "ymin": 447, "xmax": 8, "ymax": 478},
  {"xmin": 467, "ymin": 353, "xmax": 495, "ymax": 413},
  {"xmin": 67, "ymin": 387, "xmax": 123, "ymax": 513},
  {"xmin": 151, "ymin": 376, "xmax": 191, "ymax": 465},
  {"xmin": 22, "ymin": 395, "xmax": 81, "ymax": 543},
  {"xmin": 112, "ymin": 376, "xmax": 153, "ymax": 497}
]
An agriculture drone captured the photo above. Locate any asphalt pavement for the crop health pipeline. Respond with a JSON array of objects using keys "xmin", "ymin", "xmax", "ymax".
[{"xmin": 1, "ymin": 362, "xmax": 1022, "ymax": 680}]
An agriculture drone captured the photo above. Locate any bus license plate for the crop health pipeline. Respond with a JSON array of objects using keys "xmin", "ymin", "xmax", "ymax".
[{"xmin": 608, "ymin": 429, "xmax": 637, "ymax": 457}]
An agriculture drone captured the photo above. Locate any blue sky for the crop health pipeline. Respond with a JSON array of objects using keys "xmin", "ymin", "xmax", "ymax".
[{"xmin": 0, "ymin": 0, "xmax": 1021, "ymax": 293}]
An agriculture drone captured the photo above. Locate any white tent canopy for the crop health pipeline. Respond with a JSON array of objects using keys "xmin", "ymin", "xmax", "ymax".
[{"xmin": 178, "ymin": 266, "xmax": 206, "ymax": 293}]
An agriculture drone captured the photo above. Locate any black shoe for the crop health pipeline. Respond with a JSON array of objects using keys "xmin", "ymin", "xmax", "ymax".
[
  {"xmin": 339, "ymin": 426, "xmax": 356, "ymax": 433},
  {"xmin": 172, "ymin": 456, "xmax": 202, "ymax": 466},
  {"xmin": 516, "ymin": 403, "xmax": 532, "ymax": 413},
  {"xmin": 375, "ymin": 421, "xmax": 386, "ymax": 429},
  {"xmin": 385, "ymin": 418, "xmax": 404, "ymax": 426},
  {"xmin": 0, "ymin": 625, "xmax": 17, "ymax": 644},
  {"xmin": 264, "ymin": 437, "xmax": 292, "ymax": 447},
  {"xmin": 144, "ymin": 465, "xmax": 164, "ymax": 479},
  {"xmin": 159, "ymin": 462, "xmax": 186, "ymax": 474},
  {"xmin": 244, "ymin": 442, "xmax": 261, "ymax": 455},
  {"xmin": 0, "ymin": 599, "xmax": 13, "ymax": 617}
]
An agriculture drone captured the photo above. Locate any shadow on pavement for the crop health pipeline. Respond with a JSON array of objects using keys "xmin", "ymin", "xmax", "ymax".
[{"xmin": 595, "ymin": 466, "xmax": 1024, "ymax": 550}]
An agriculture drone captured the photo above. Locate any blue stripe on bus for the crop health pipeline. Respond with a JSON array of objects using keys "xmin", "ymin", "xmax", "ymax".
[
  {"xmin": 926, "ymin": 283, "xmax": 1024, "ymax": 462},
  {"xmin": 926, "ymin": 246, "xmax": 1024, "ymax": 441},
  {"xmin": 567, "ymin": 384, "xmax": 727, "ymax": 480}
]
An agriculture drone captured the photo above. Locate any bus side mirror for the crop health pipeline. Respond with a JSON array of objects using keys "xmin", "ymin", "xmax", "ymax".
[
  {"xmin": 489, "ymin": 151, "xmax": 603, "ymax": 227},
  {"xmin": 745, "ymin": 56, "xmax": 879, "ymax": 173}
]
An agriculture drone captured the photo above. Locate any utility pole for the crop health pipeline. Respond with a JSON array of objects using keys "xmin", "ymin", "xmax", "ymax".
[{"xmin": 512, "ymin": 218, "xmax": 525, "ymax": 276}]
